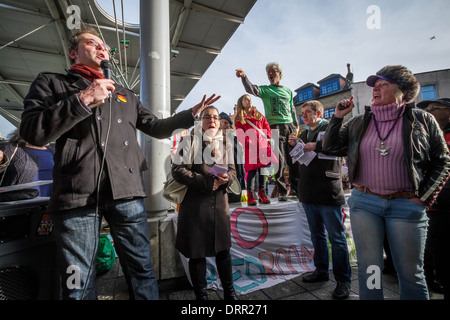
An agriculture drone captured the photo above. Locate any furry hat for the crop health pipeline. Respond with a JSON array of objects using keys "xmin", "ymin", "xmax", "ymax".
[
  {"xmin": 366, "ymin": 65, "xmax": 420, "ymax": 103},
  {"xmin": 219, "ymin": 112, "xmax": 233, "ymax": 127}
]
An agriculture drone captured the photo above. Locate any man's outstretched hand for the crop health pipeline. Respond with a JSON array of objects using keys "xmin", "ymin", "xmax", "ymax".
[{"xmin": 191, "ymin": 94, "xmax": 221, "ymax": 118}]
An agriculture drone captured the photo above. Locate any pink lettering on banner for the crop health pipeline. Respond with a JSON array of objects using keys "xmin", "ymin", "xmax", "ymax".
[
  {"xmin": 258, "ymin": 245, "xmax": 314, "ymax": 276},
  {"xmin": 259, "ymin": 251, "xmax": 277, "ymax": 280},
  {"xmin": 276, "ymin": 248, "xmax": 299, "ymax": 275},
  {"xmin": 230, "ymin": 207, "xmax": 268, "ymax": 249}
]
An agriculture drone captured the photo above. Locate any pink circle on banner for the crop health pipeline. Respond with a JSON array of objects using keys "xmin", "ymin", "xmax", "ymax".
[{"xmin": 230, "ymin": 207, "xmax": 268, "ymax": 249}]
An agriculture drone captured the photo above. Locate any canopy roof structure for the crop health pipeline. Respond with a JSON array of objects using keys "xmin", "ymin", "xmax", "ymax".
[{"xmin": 0, "ymin": 0, "xmax": 257, "ymax": 127}]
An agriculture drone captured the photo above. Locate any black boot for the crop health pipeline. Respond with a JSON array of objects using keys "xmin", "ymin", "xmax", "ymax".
[
  {"xmin": 216, "ymin": 251, "xmax": 238, "ymax": 300},
  {"xmin": 189, "ymin": 258, "xmax": 208, "ymax": 300}
]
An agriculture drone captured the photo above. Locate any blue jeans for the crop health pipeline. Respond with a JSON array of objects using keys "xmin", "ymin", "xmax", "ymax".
[
  {"xmin": 53, "ymin": 198, "xmax": 159, "ymax": 300},
  {"xmin": 301, "ymin": 203, "xmax": 351, "ymax": 285},
  {"xmin": 348, "ymin": 189, "xmax": 429, "ymax": 300}
]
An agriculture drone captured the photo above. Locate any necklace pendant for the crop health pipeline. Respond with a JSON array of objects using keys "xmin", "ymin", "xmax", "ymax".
[{"xmin": 375, "ymin": 141, "xmax": 391, "ymax": 156}]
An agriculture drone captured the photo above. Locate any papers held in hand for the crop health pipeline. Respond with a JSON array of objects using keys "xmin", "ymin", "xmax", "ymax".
[
  {"xmin": 289, "ymin": 142, "xmax": 339, "ymax": 166},
  {"xmin": 209, "ymin": 164, "xmax": 228, "ymax": 177},
  {"xmin": 289, "ymin": 142, "xmax": 316, "ymax": 166}
]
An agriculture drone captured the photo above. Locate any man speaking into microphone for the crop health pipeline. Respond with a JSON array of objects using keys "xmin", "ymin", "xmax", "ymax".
[{"xmin": 20, "ymin": 28, "xmax": 219, "ymax": 300}]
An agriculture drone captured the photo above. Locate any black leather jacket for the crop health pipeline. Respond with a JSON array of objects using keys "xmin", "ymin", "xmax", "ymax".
[
  {"xmin": 430, "ymin": 123, "xmax": 450, "ymax": 212},
  {"xmin": 322, "ymin": 104, "xmax": 450, "ymax": 206}
]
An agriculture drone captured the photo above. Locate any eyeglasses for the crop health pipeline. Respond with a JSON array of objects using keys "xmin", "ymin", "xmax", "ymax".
[
  {"xmin": 425, "ymin": 105, "xmax": 447, "ymax": 112},
  {"xmin": 84, "ymin": 39, "xmax": 111, "ymax": 52},
  {"xmin": 202, "ymin": 115, "xmax": 220, "ymax": 121}
]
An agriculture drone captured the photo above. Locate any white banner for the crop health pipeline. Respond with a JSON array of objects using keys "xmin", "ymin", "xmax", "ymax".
[{"xmin": 173, "ymin": 198, "xmax": 357, "ymax": 294}]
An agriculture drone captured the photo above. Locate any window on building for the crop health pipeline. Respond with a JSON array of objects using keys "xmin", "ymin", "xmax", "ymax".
[
  {"xmin": 320, "ymin": 79, "xmax": 340, "ymax": 96},
  {"xmin": 297, "ymin": 88, "xmax": 314, "ymax": 104},
  {"xmin": 299, "ymin": 115, "xmax": 304, "ymax": 125},
  {"xmin": 323, "ymin": 107, "xmax": 336, "ymax": 119},
  {"xmin": 421, "ymin": 85, "xmax": 437, "ymax": 100}
]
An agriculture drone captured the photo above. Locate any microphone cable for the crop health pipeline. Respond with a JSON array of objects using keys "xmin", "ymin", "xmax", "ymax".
[{"xmin": 81, "ymin": 93, "xmax": 113, "ymax": 300}]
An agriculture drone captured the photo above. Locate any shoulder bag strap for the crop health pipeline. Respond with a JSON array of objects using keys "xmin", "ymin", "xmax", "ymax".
[{"xmin": 246, "ymin": 119, "xmax": 268, "ymax": 140}]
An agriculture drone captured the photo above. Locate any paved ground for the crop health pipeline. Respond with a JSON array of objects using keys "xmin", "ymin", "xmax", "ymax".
[{"xmin": 95, "ymin": 257, "xmax": 444, "ymax": 301}]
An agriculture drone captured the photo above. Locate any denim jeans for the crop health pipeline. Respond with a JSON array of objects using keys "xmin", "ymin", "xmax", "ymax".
[
  {"xmin": 301, "ymin": 203, "xmax": 352, "ymax": 285},
  {"xmin": 348, "ymin": 189, "xmax": 429, "ymax": 300},
  {"xmin": 53, "ymin": 198, "xmax": 159, "ymax": 300}
]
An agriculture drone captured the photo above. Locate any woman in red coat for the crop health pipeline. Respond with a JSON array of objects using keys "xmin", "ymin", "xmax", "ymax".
[{"xmin": 235, "ymin": 94, "xmax": 272, "ymax": 205}]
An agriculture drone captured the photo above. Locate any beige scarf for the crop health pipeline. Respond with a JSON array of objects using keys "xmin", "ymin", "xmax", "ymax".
[{"xmin": 193, "ymin": 122, "xmax": 224, "ymax": 165}]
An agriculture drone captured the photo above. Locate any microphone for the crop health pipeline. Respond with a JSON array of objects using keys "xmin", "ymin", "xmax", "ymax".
[
  {"xmin": 100, "ymin": 59, "xmax": 111, "ymax": 79},
  {"xmin": 100, "ymin": 60, "xmax": 112, "ymax": 98}
]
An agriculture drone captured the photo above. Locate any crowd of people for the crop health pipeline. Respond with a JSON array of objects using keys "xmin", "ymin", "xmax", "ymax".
[{"xmin": 1, "ymin": 28, "xmax": 449, "ymax": 301}]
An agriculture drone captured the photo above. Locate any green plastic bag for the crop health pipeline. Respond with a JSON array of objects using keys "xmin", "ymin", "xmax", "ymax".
[{"xmin": 96, "ymin": 235, "xmax": 116, "ymax": 274}]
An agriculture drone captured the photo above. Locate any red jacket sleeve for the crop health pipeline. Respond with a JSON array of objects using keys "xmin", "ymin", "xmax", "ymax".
[{"xmin": 261, "ymin": 116, "xmax": 272, "ymax": 139}]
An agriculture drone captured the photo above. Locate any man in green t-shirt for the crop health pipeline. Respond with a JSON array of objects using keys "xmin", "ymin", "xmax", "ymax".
[{"xmin": 236, "ymin": 63, "xmax": 298, "ymax": 201}]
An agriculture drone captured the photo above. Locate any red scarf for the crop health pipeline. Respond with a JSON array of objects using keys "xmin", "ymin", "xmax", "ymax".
[{"xmin": 70, "ymin": 64, "xmax": 104, "ymax": 82}]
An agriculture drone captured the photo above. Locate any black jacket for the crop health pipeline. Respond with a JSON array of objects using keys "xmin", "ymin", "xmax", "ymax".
[
  {"xmin": 322, "ymin": 104, "xmax": 450, "ymax": 206},
  {"xmin": 430, "ymin": 123, "xmax": 450, "ymax": 213},
  {"xmin": 20, "ymin": 71, "xmax": 196, "ymax": 212},
  {"xmin": 290, "ymin": 120, "xmax": 345, "ymax": 206}
]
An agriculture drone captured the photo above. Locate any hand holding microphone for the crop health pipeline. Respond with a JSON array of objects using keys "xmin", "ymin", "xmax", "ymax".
[
  {"xmin": 78, "ymin": 60, "xmax": 115, "ymax": 109},
  {"xmin": 101, "ymin": 59, "xmax": 113, "ymax": 100},
  {"xmin": 100, "ymin": 60, "xmax": 111, "ymax": 80}
]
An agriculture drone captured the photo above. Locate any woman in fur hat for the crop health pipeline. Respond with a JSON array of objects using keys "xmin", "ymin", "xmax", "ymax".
[{"xmin": 322, "ymin": 65, "xmax": 450, "ymax": 300}]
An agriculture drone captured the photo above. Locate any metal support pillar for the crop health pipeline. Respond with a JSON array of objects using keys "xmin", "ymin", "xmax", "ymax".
[{"xmin": 139, "ymin": 0, "xmax": 171, "ymax": 216}]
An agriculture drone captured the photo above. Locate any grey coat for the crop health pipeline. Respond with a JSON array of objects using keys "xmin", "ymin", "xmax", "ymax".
[
  {"xmin": 172, "ymin": 134, "xmax": 236, "ymax": 259},
  {"xmin": 20, "ymin": 71, "xmax": 196, "ymax": 212}
]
